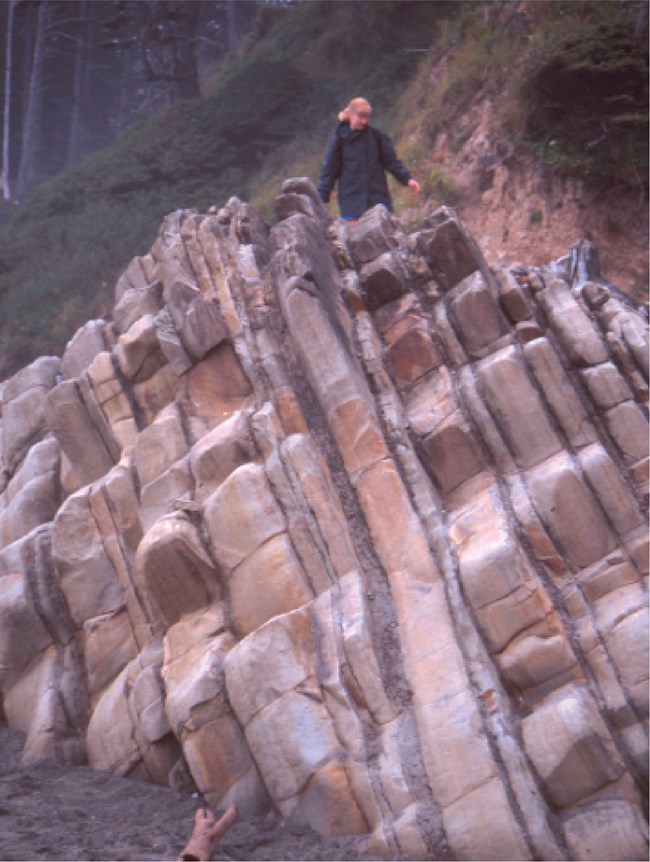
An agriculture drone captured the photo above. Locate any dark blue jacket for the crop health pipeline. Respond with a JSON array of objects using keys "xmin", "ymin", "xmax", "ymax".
[{"xmin": 317, "ymin": 122, "xmax": 411, "ymax": 219}]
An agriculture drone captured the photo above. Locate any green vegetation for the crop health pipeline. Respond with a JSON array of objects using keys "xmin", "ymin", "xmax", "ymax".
[
  {"xmin": 0, "ymin": 0, "xmax": 647, "ymax": 379},
  {"xmin": 520, "ymin": 2, "xmax": 648, "ymax": 184},
  {"xmin": 395, "ymin": 0, "xmax": 647, "ymax": 184},
  {"xmin": 420, "ymin": 166, "xmax": 463, "ymax": 206},
  {"xmin": 0, "ymin": 0, "xmax": 452, "ymax": 377}
]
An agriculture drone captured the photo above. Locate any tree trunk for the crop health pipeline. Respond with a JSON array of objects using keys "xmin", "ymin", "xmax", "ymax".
[
  {"xmin": 66, "ymin": 0, "xmax": 91, "ymax": 166},
  {"xmin": 1, "ymin": 0, "xmax": 17, "ymax": 201},
  {"xmin": 117, "ymin": 42, "xmax": 135, "ymax": 134},
  {"xmin": 16, "ymin": 0, "xmax": 49, "ymax": 198},
  {"xmin": 169, "ymin": 1, "xmax": 201, "ymax": 101},
  {"xmin": 226, "ymin": 0, "xmax": 239, "ymax": 52},
  {"xmin": 635, "ymin": 1, "xmax": 648, "ymax": 40}
]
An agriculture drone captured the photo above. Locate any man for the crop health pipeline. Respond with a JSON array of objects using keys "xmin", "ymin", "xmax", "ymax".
[{"xmin": 317, "ymin": 97, "xmax": 420, "ymax": 222}]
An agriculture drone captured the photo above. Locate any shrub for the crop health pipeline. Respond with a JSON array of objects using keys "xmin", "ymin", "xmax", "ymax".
[
  {"xmin": 519, "ymin": 7, "xmax": 648, "ymax": 186},
  {"xmin": 421, "ymin": 166, "xmax": 462, "ymax": 205}
]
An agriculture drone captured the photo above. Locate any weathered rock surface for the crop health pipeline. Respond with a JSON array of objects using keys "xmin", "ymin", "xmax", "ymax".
[{"xmin": 0, "ymin": 184, "xmax": 647, "ymax": 860}]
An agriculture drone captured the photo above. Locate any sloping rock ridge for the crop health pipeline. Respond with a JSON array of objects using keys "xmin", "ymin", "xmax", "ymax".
[{"xmin": 0, "ymin": 179, "xmax": 648, "ymax": 861}]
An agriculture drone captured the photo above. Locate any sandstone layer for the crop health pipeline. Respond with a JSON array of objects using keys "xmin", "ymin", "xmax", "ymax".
[{"xmin": 0, "ymin": 179, "xmax": 648, "ymax": 861}]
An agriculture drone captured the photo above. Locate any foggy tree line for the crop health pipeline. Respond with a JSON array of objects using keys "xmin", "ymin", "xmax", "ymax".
[{"xmin": 0, "ymin": 0, "xmax": 260, "ymax": 204}]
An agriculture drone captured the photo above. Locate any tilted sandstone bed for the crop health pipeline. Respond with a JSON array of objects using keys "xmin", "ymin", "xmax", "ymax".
[{"xmin": 0, "ymin": 179, "xmax": 647, "ymax": 861}]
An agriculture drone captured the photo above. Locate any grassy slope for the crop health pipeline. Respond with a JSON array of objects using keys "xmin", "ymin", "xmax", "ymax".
[
  {"xmin": 0, "ymin": 0, "xmax": 455, "ymax": 377},
  {"xmin": 0, "ymin": 0, "xmax": 646, "ymax": 379}
]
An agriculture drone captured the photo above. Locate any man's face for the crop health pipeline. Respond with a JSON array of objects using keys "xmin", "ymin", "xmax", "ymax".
[{"xmin": 349, "ymin": 110, "xmax": 370, "ymax": 131}]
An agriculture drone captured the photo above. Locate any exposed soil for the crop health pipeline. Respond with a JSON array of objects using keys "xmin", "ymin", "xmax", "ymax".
[
  {"xmin": 399, "ymin": 95, "xmax": 649, "ymax": 303},
  {"xmin": 0, "ymin": 724, "xmax": 377, "ymax": 862}
]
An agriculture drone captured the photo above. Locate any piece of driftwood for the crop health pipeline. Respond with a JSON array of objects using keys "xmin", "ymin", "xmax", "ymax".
[{"xmin": 178, "ymin": 805, "xmax": 238, "ymax": 861}]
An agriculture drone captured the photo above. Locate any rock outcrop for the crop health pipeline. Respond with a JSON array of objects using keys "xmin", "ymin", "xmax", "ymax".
[{"xmin": 0, "ymin": 179, "xmax": 647, "ymax": 861}]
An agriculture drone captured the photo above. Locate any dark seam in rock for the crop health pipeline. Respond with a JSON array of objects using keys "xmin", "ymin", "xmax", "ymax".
[
  {"xmin": 109, "ymin": 352, "xmax": 146, "ymax": 433},
  {"xmin": 340, "ymin": 291, "xmax": 452, "ymax": 859},
  {"xmin": 501, "ymin": 466, "xmax": 648, "ymax": 803}
]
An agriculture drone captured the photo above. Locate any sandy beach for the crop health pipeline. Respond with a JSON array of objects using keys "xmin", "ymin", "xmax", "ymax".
[{"xmin": 0, "ymin": 724, "xmax": 376, "ymax": 862}]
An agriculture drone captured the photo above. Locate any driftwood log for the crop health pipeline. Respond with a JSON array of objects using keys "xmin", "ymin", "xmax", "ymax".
[{"xmin": 178, "ymin": 805, "xmax": 238, "ymax": 861}]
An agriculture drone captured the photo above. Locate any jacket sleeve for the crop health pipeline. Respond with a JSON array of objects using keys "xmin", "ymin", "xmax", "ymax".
[
  {"xmin": 317, "ymin": 132, "xmax": 342, "ymax": 203},
  {"xmin": 377, "ymin": 130, "xmax": 411, "ymax": 186}
]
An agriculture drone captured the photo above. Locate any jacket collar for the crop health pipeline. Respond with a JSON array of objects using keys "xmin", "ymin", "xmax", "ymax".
[{"xmin": 337, "ymin": 121, "xmax": 369, "ymax": 141}]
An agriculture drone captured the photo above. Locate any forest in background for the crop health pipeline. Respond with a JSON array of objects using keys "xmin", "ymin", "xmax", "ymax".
[
  {"xmin": 0, "ymin": 0, "xmax": 259, "ymax": 208},
  {"xmin": 0, "ymin": 0, "xmax": 647, "ymax": 380}
]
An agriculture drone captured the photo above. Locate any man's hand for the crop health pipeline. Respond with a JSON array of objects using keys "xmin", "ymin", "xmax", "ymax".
[
  {"xmin": 178, "ymin": 805, "xmax": 238, "ymax": 861},
  {"xmin": 408, "ymin": 179, "xmax": 421, "ymax": 194}
]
